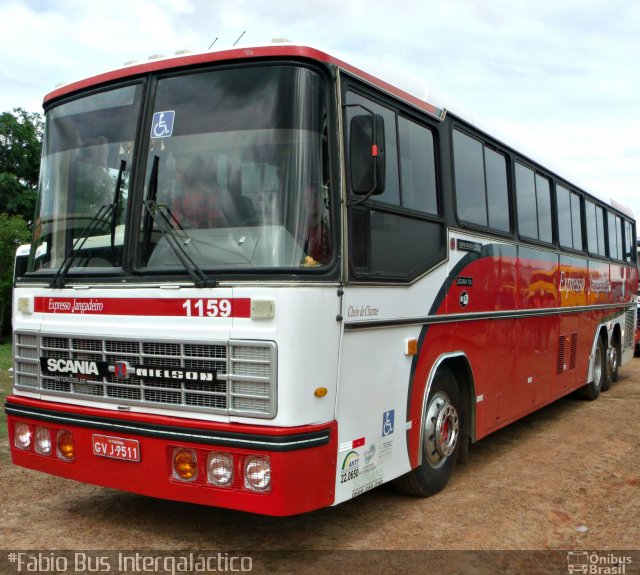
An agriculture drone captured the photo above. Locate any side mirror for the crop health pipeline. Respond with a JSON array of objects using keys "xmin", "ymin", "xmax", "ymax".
[{"xmin": 349, "ymin": 114, "xmax": 385, "ymax": 196}]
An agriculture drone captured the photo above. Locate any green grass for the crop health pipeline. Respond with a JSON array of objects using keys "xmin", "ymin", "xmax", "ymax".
[
  {"xmin": 0, "ymin": 341, "xmax": 12, "ymax": 442},
  {"xmin": 0, "ymin": 341, "xmax": 12, "ymax": 370}
]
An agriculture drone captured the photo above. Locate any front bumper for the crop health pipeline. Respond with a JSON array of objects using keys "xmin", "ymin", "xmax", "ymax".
[{"xmin": 5, "ymin": 396, "xmax": 337, "ymax": 516}]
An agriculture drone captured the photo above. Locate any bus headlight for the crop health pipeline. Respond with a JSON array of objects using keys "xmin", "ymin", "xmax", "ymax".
[
  {"xmin": 244, "ymin": 455, "xmax": 271, "ymax": 492},
  {"xmin": 14, "ymin": 422, "xmax": 32, "ymax": 450},
  {"xmin": 207, "ymin": 452, "xmax": 234, "ymax": 487},
  {"xmin": 35, "ymin": 427, "xmax": 52, "ymax": 455}
]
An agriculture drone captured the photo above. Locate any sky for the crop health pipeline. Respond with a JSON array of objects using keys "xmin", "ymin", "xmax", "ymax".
[{"xmin": 1, "ymin": 0, "xmax": 638, "ymax": 219}]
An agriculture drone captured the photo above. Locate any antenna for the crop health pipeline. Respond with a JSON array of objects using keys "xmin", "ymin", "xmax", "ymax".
[
  {"xmin": 233, "ymin": 31, "xmax": 246, "ymax": 46},
  {"xmin": 208, "ymin": 37, "xmax": 218, "ymax": 49}
]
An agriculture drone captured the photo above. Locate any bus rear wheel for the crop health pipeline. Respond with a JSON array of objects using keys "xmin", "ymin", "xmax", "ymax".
[
  {"xmin": 393, "ymin": 366, "xmax": 462, "ymax": 497},
  {"xmin": 605, "ymin": 335, "xmax": 620, "ymax": 387},
  {"xmin": 578, "ymin": 336, "xmax": 608, "ymax": 400}
]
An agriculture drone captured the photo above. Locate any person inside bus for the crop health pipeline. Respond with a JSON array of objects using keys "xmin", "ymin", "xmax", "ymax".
[
  {"xmin": 299, "ymin": 182, "xmax": 331, "ymax": 266},
  {"xmin": 172, "ymin": 158, "xmax": 238, "ymax": 229}
]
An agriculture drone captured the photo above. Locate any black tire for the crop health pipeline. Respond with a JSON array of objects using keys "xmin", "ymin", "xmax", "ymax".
[
  {"xmin": 578, "ymin": 337, "xmax": 607, "ymax": 400},
  {"xmin": 393, "ymin": 366, "xmax": 462, "ymax": 496}
]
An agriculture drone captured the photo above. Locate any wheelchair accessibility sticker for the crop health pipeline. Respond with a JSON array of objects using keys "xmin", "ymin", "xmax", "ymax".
[
  {"xmin": 382, "ymin": 409, "xmax": 394, "ymax": 436},
  {"xmin": 150, "ymin": 111, "xmax": 175, "ymax": 138}
]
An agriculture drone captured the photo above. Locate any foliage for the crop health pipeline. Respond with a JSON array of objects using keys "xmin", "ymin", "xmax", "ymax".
[
  {"xmin": 0, "ymin": 108, "xmax": 43, "ymax": 223},
  {"xmin": 0, "ymin": 213, "xmax": 31, "ymax": 337},
  {"xmin": 0, "ymin": 342, "xmax": 12, "ymax": 442},
  {"xmin": 0, "ymin": 340, "xmax": 11, "ymax": 370}
]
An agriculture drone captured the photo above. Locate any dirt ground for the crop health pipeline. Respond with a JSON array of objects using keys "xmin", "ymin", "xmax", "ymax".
[{"xmin": 1, "ymin": 356, "xmax": 639, "ymax": 574}]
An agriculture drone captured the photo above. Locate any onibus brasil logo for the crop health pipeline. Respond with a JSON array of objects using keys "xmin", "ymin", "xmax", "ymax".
[{"xmin": 567, "ymin": 551, "xmax": 631, "ymax": 574}]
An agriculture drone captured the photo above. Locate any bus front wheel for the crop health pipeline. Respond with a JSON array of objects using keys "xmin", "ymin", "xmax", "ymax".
[{"xmin": 393, "ymin": 366, "xmax": 462, "ymax": 497}]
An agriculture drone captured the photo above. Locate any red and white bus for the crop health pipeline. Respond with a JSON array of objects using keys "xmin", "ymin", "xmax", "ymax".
[{"xmin": 6, "ymin": 44, "xmax": 637, "ymax": 516}]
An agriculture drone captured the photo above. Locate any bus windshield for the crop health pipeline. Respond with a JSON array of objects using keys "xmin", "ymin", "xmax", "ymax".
[
  {"xmin": 30, "ymin": 64, "xmax": 332, "ymax": 276},
  {"xmin": 141, "ymin": 65, "xmax": 331, "ymax": 272},
  {"xmin": 31, "ymin": 84, "xmax": 141, "ymax": 272}
]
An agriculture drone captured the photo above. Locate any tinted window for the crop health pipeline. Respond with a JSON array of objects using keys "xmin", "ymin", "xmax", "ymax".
[
  {"xmin": 345, "ymin": 92, "xmax": 400, "ymax": 205},
  {"xmin": 616, "ymin": 218, "xmax": 623, "ymax": 260},
  {"xmin": 585, "ymin": 200, "xmax": 606, "ymax": 256},
  {"xmin": 595, "ymin": 205, "xmax": 606, "ymax": 256},
  {"xmin": 485, "ymin": 148, "xmax": 510, "ymax": 231},
  {"xmin": 557, "ymin": 185, "xmax": 583, "ymax": 251},
  {"xmin": 624, "ymin": 220, "xmax": 636, "ymax": 263},
  {"xmin": 585, "ymin": 200, "xmax": 598, "ymax": 254},
  {"xmin": 570, "ymin": 192, "xmax": 583, "ymax": 249},
  {"xmin": 516, "ymin": 163, "xmax": 552, "ymax": 243},
  {"xmin": 453, "ymin": 130, "xmax": 510, "ymax": 231},
  {"xmin": 557, "ymin": 185, "xmax": 572, "ymax": 248},
  {"xmin": 346, "ymin": 89, "xmax": 445, "ymax": 281},
  {"xmin": 453, "ymin": 130, "xmax": 486, "ymax": 226},
  {"xmin": 608, "ymin": 212, "xmax": 619, "ymax": 260},
  {"xmin": 398, "ymin": 116, "xmax": 437, "ymax": 214},
  {"xmin": 515, "ymin": 163, "xmax": 538, "ymax": 238},
  {"xmin": 536, "ymin": 174, "xmax": 552, "ymax": 243},
  {"xmin": 350, "ymin": 208, "xmax": 443, "ymax": 278}
]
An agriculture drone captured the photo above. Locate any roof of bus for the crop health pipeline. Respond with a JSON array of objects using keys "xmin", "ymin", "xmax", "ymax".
[{"xmin": 43, "ymin": 43, "xmax": 445, "ymax": 120}]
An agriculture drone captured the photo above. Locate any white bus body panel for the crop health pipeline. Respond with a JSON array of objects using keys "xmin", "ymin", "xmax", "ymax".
[
  {"xmin": 12, "ymin": 285, "xmax": 341, "ymax": 429},
  {"xmin": 333, "ymin": 258, "xmax": 453, "ymax": 505}
]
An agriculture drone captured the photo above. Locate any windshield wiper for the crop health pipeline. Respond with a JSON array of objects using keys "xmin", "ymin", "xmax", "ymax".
[
  {"xmin": 50, "ymin": 161, "xmax": 127, "ymax": 288},
  {"xmin": 50, "ymin": 204, "xmax": 114, "ymax": 288},
  {"xmin": 142, "ymin": 156, "xmax": 216, "ymax": 288}
]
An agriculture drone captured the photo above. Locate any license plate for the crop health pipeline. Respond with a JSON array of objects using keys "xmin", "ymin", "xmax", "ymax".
[{"xmin": 92, "ymin": 434, "xmax": 140, "ymax": 462}]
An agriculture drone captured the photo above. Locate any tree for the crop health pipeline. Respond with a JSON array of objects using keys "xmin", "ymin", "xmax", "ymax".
[
  {"xmin": 0, "ymin": 108, "xmax": 43, "ymax": 223},
  {"xmin": 0, "ymin": 213, "xmax": 31, "ymax": 338}
]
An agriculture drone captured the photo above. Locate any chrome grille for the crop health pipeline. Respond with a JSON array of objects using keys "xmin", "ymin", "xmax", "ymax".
[{"xmin": 14, "ymin": 331, "xmax": 277, "ymax": 418}]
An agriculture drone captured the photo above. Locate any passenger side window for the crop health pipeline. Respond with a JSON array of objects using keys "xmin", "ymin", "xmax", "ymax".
[
  {"xmin": 623, "ymin": 220, "xmax": 636, "ymax": 264},
  {"xmin": 453, "ymin": 129, "xmax": 509, "ymax": 232},
  {"xmin": 585, "ymin": 199, "xmax": 606, "ymax": 257},
  {"xmin": 570, "ymin": 191, "xmax": 583, "ymax": 249},
  {"xmin": 350, "ymin": 207, "xmax": 444, "ymax": 278},
  {"xmin": 557, "ymin": 185, "xmax": 583, "ymax": 251},
  {"xmin": 607, "ymin": 212, "xmax": 623, "ymax": 260},
  {"xmin": 515, "ymin": 162, "xmax": 552, "ymax": 243},
  {"xmin": 485, "ymin": 148, "xmax": 510, "ymax": 231},
  {"xmin": 345, "ymin": 91, "xmax": 400, "ymax": 205},
  {"xmin": 346, "ymin": 88, "xmax": 444, "ymax": 280},
  {"xmin": 398, "ymin": 116, "xmax": 437, "ymax": 214}
]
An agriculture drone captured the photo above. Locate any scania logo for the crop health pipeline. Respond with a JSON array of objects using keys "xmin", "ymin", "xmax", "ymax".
[
  {"xmin": 44, "ymin": 358, "xmax": 100, "ymax": 375},
  {"xmin": 40, "ymin": 357, "xmax": 109, "ymax": 377}
]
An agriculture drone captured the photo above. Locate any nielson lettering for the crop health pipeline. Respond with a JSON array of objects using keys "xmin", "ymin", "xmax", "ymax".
[{"xmin": 134, "ymin": 367, "xmax": 216, "ymax": 382}]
